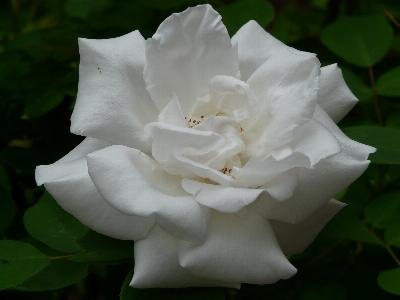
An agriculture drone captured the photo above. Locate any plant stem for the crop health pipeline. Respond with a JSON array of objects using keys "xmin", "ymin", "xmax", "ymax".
[
  {"xmin": 368, "ymin": 65, "xmax": 383, "ymax": 127},
  {"xmin": 48, "ymin": 254, "xmax": 74, "ymax": 260},
  {"xmin": 368, "ymin": 229, "xmax": 400, "ymax": 268},
  {"xmin": 384, "ymin": 10, "xmax": 400, "ymax": 29}
]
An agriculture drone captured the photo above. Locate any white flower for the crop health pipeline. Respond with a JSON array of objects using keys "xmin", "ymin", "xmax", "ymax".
[{"xmin": 35, "ymin": 5, "xmax": 375, "ymax": 289}]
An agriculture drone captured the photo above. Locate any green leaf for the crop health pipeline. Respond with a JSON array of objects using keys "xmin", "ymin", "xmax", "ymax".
[
  {"xmin": 120, "ymin": 269, "xmax": 225, "ymax": 300},
  {"xmin": 386, "ymin": 111, "xmax": 400, "ymax": 130},
  {"xmin": 376, "ymin": 66, "xmax": 400, "ymax": 97},
  {"xmin": 340, "ymin": 67, "xmax": 372, "ymax": 101},
  {"xmin": 14, "ymin": 260, "xmax": 88, "ymax": 291},
  {"xmin": 342, "ymin": 126, "xmax": 400, "ymax": 164},
  {"xmin": 24, "ymin": 191, "xmax": 90, "ymax": 253},
  {"xmin": 24, "ymin": 90, "xmax": 65, "ymax": 119},
  {"xmin": 322, "ymin": 210, "xmax": 381, "ymax": 245},
  {"xmin": 385, "ymin": 208, "xmax": 400, "ymax": 248},
  {"xmin": 365, "ymin": 192, "xmax": 400, "ymax": 229},
  {"xmin": 64, "ymin": 0, "xmax": 102, "ymax": 19},
  {"xmin": 217, "ymin": 0, "xmax": 274, "ymax": 36},
  {"xmin": 20, "ymin": 236, "xmax": 70, "ymax": 257},
  {"xmin": 377, "ymin": 268, "xmax": 400, "ymax": 295},
  {"xmin": 138, "ymin": 0, "xmax": 191, "ymax": 10},
  {"xmin": 0, "ymin": 240, "xmax": 50, "ymax": 291},
  {"xmin": 321, "ymin": 14, "xmax": 393, "ymax": 67},
  {"xmin": 334, "ymin": 187, "xmax": 348, "ymax": 201},
  {"xmin": 300, "ymin": 283, "xmax": 348, "ymax": 300},
  {"xmin": 70, "ymin": 230, "xmax": 134, "ymax": 262}
]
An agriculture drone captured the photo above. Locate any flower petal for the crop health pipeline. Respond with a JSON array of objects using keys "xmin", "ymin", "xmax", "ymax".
[
  {"xmin": 232, "ymin": 152, "xmax": 311, "ymax": 188},
  {"xmin": 71, "ymin": 31, "xmax": 158, "ymax": 152},
  {"xmin": 261, "ymin": 170, "xmax": 299, "ymax": 201},
  {"xmin": 144, "ymin": 4, "xmax": 239, "ymax": 115},
  {"xmin": 55, "ymin": 137, "xmax": 112, "ymax": 164},
  {"xmin": 164, "ymin": 154, "xmax": 244, "ymax": 187},
  {"xmin": 131, "ymin": 225, "xmax": 239, "ymax": 288},
  {"xmin": 232, "ymin": 20, "xmax": 315, "ymax": 82},
  {"xmin": 192, "ymin": 116, "xmax": 244, "ymax": 170},
  {"xmin": 178, "ymin": 211, "xmax": 297, "ymax": 284},
  {"xmin": 243, "ymin": 37, "xmax": 320, "ymax": 158},
  {"xmin": 270, "ymin": 118, "xmax": 341, "ymax": 166},
  {"xmin": 86, "ymin": 145, "xmax": 210, "ymax": 242},
  {"xmin": 158, "ymin": 93, "xmax": 187, "ymax": 127},
  {"xmin": 181, "ymin": 178, "xmax": 263, "ymax": 213},
  {"xmin": 36, "ymin": 157, "xmax": 154, "ymax": 241},
  {"xmin": 144, "ymin": 122, "xmax": 224, "ymax": 164},
  {"xmin": 270, "ymin": 199, "xmax": 345, "ymax": 255},
  {"xmin": 209, "ymin": 75, "xmax": 259, "ymax": 124},
  {"xmin": 182, "ymin": 169, "xmax": 299, "ymax": 214},
  {"xmin": 251, "ymin": 105, "xmax": 375, "ymax": 224},
  {"xmin": 318, "ymin": 64, "xmax": 358, "ymax": 123}
]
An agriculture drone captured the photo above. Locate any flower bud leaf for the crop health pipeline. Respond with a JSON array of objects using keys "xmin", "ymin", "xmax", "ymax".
[
  {"xmin": 23, "ymin": 191, "xmax": 90, "ymax": 253},
  {"xmin": 321, "ymin": 14, "xmax": 393, "ymax": 67},
  {"xmin": 0, "ymin": 240, "xmax": 50, "ymax": 291},
  {"xmin": 377, "ymin": 268, "xmax": 400, "ymax": 295}
]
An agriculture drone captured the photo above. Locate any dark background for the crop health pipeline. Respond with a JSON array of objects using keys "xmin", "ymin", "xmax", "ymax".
[{"xmin": 1, "ymin": 0, "xmax": 400, "ymax": 299}]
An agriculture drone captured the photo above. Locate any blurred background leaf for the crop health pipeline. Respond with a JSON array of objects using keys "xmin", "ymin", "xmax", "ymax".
[{"xmin": 320, "ymin": 14, "xmax": 393, "ymax": 67}]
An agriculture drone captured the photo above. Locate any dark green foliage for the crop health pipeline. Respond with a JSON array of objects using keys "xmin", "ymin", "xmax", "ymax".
[
  {"xmin": 343, "ymin": 126, "xmax": 400, "ymax": 164},
  {"xmin": 216, "ymin": 0, "xmax": 274, "ymax": 36},
  {"xmin": 321, "ymin": 14, "xmax": 393, "ymax": 67},
  {"xmin": 1, "ymin": 0, "xmax": 400, "ymax": 299},
  {"xmin": 24, "ymin": 191, "xmax": 90, "ymax": 253},
  {"xmin": 0, "ymin": 240, "xmax": 50, "ymax": 290},
  {"xmin": 120, "ymin": 269, "xmax": 226, "ymax": 300},
  {"xmin": 377, "ymin": 66, "xmax": 400, "ymax": 97}
]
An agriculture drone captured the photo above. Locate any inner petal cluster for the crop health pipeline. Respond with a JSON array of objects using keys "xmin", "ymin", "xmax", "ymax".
[{"xmin": 145, "ymin": 74, "xmax": 263, "ymax": 187}]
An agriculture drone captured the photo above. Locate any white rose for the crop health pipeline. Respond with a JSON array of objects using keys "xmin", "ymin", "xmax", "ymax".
[{"xmin": 35, "ymin": 5, "xmax": 375, "ymax": 289}]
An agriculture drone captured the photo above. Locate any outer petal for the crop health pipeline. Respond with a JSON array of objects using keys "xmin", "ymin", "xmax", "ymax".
[
  {"xmin": 71, "ymin": 31, "xmax": 158, "ymax": 152},
  {"xmin": 36, "ymin": 157, "xmax": 154, "ymax": 241},
  {"xmin": 260, "ymin": 170, "xmax": 299, "ymax": 201},
  {"xmin": 270, "ymin": 199, "xmax": 345, "ymax": 255},
  {"xmin": 144, "ymin": 4, "xmax": 240, "ymax": 115},
  {"xmin": 86, "ymin": 145, "xmax": 210, "ymax": 242},
  {"xmin": 178, "ymin": 211, "xmax": 297, "ymax": 284},
  {"xmin": 181, "ymin": 178, "xmax": 263, "ymax": 213},
  {"xmin": 317, "ymin": 64, "xmax": 358, "ymax": 123},
  {"xmin": 232, "ymin": 152, "xmax": 311, "ymax": 188},
  {"xmin": 232, "ymin": 20, "xmax": 315, "ymax": 82},
  {"xmin": 243, "ymin": 39, "xmax": 320, "ymax": 158},
  {"xmin": 131, "ymin": 225, "xmax": 239, "ymax": 288},
  {"xmin": 182, "ymin": 169, "xmax": 299, "ymax": 214},
  {"xmin": 251, "ymin": 105, "xmax": 376, "ymax": 224},
  {"xmin": 270, "ymin": 118, "xmax": 341, "ymax": 166},
  {"xmin": 55, "ymin": 137, "xmax": 112, "ymax": 164}
]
